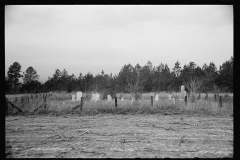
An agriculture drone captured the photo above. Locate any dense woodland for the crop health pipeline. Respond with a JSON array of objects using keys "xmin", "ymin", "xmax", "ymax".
[{"xmin": 5, "ymin": 57, "xmax": 233, "ymax": 95}]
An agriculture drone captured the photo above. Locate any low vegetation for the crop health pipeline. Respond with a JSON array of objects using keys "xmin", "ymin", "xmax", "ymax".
[{"xmin": 6, "ymin": 92, "xmax": 233, "ymax": 117}]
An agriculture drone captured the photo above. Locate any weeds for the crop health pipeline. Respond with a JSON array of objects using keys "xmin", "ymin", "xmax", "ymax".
[{"xmin": 6, "ymin": 92, "xmax": 233, "ymax": 116}]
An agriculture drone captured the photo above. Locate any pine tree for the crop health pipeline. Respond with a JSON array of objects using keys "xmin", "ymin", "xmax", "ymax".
[
  {"xmin": 173, "ymin": 61, "xmax": 181, "ymax": 77},
  {"xmin": 7, "ymin": 62, "xmax": 23, "ymax": 93},
  {"xmin": 23, "ymin": 66, "xmax": 39, "ymax": 83}
]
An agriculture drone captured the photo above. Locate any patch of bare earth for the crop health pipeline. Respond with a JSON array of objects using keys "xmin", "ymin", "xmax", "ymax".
[{"xmin": 5, "ymin": 114, "xmax": 233, "ymax": 158}]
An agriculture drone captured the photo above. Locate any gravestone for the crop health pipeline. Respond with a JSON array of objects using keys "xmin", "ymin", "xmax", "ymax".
[
  {"xmin": 72, "ymin": 95, "xmax": 76, "ymax": 101},
  {"xmin": 155, "ymin": 95, "xmax": 159, "ymax": 102},
  {"xmin": 133, "ymin": 97, "xmax": 135, "ymax": 101},
  {"xmin": 168, "ymin": 94, "xmax": 172, "ymax": 100},
  {"xmin": 121, "ymin": 97, "xmax": 124, "ymax": 101},
  {"xmin": 91, "ymin": 93, "xmax": 100, "ymax": 101},
  {"xmin": 181, "ymin": 85, "xmax": 185, "ymax": 98},
  {"xmin": 131, "ymin": 97, "xmax": 135, "ymax": 104},
  {"xmin": 172, "ymin": 98, "xmax": 175, "ymax": 104},
  {"xmin": 107, "ymin": 95, "xmax": 112, "ymax": 101},
  {"xmin": 76, "ymin": 92, "xmax": 82, "ymax": 101}
]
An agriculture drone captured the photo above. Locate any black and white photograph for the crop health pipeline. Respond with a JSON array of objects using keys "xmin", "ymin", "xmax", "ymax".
[{"xmin": 5, "ymin": 5, "xmax": 233, "ymax": 158}]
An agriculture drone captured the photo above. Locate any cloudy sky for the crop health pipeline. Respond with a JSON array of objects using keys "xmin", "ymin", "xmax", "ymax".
[{"xmin": 5, "ymin": 5, "xmax": 233, "ymax": 82}]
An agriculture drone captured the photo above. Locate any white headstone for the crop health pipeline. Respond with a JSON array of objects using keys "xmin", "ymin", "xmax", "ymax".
[
  {"xmin": 155, "ymin": 95, "xmax": 159, "ymax": 102},
  {"xmin": 72, "ymin": 95, "xmax": 75, "ymax": 101},
  {"xmin": 181, "ymin": 85, "xmax": 185, "ymax": 98},
  {"xmin": 91, "ymin": 93, "xmax": 100, "ymax": 101},
  {"xmin": 131, "ymin": 97, "xmax": 135, "ymax": 104},
  {"xmin": 76, "ymin": 92, "xmax": 82, "ymax": 101},
  {"xmin": 181, "ymin": 85, "xmax": 185, "ymax": 93},
  {"xmin": 121, "ymin": 97, "xmax": 124, "ymax": 101},
  {"xmin": 172, "ymin": 98, "xmax": 175, "ymax": 104},
  {"xmin": 107, "ymin": 95, "xmax": 112, "ymax": 101},
  {"xmin": 168, "ymin": 94, "xmax": 172, "ymax": 100}
]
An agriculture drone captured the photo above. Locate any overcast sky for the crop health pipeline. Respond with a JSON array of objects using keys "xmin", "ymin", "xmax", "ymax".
[{"xmin": 5, "ymin": 5, "xmax": 233, "ymax": 83}]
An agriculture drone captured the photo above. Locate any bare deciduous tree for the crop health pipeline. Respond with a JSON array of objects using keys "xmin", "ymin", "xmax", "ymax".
[
  {"xmin": 183, "ymin": 77, "xmax": 205, "ymax": 102},
  {"xmin": 125, "ymin": 73, "xmax": 145, "ymax": 101}
]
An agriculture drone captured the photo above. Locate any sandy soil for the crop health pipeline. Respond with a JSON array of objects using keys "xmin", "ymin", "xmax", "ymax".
[{"xmin": 5, "ymin": 114, "xmax": 233, "ymax": 158}]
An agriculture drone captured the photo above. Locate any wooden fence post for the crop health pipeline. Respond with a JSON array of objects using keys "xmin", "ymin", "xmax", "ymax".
[
  {"xmin": 214, "ymin": 93, "xmax": 217, "ymax": 101},
  {"xmin": 21, "ymin": 97, "xmax": 24, "ymax": 108},
  {"xmin": 219, "ymin": 95, "xmax": 222, "ymax": 107},
  {"xmin": 151, "ymin": 96, "xmax": 153, "ymax": 107},
  {"xmin": 185, "ymin": 96, "xmax": 187, "ymax": 106},
  {"xmin": 80, "ymin": 97, "xmax": 83, "ymax": 112},
  {"xmin": 115, "ymin": 97, "xmax": 117, "ymax": 108},
  {"xmin": 44, "ymin": 96, "xmax": 47, "ymax": 109}
]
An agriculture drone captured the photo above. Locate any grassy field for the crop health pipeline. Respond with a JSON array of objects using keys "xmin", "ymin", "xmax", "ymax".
[
  {"xmin": 5, "ymin": 92, "xmax": 233, "ymax": 158},
  {"xmin": 5, "ymin": 91, "xmax": 233, "ymax": 116}
]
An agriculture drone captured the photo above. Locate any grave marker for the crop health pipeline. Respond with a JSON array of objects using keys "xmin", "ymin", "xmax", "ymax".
[
  {"xmin": 181, "ymin": 85, "xmax": 185, "ymax": 98},
  {"xmin": 72, "ymin": 95, "xmax": 76, "ymax": 101},
  {"xmin": 172, "ymin": 98, "xmax": 175, "ymax": 104},
  {"xmin": 155, "ymin": 95, "xmax": 159, "ymax": 102},
  {"xmin": 107, "ymin": 95, "xmax": 112, "ymax": 101},
  {"xmin": 76, "ymin": 92, "xmax": 82, "ymax": 101},
  {"xmin": 168, "ymin": 94, "xmax": 172, "ymax": 100},
  {"xmin": 131, "ymin": 97, "xmax": 135, "ymax": 104},
  {"xmin": 91, "ymin": 93, "xmax": 100, "ymax": 101}
]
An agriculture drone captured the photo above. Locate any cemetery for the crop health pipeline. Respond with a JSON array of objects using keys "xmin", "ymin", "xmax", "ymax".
[
  {"xmin": 5, "ymin": 87, "xmax": 233, "ymax": 158},
  {"xmin": 5, "ymin": 87, "xmax": 233, "ymax": 116},
  {"xmin": 5, "ymin": 5, "xmax": 233, "ymax": 157}
]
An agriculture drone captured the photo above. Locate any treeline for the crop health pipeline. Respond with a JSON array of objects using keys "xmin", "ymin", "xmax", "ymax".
[{"xmin": 5, "ymin": 57, "xmax": 233, "ymax": 94}]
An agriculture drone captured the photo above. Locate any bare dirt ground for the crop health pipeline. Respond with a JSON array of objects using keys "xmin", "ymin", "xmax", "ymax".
[{"xmin": 5, "ymin": 114, "xmax": 233, "ymax": 158}]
